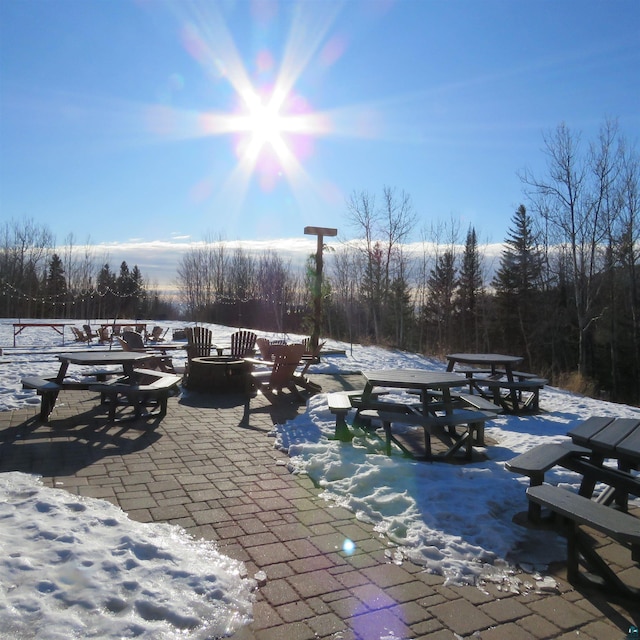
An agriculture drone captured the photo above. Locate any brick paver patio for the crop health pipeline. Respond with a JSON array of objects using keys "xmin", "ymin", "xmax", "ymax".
[{"xmin": 1, "ymin": 372, "xmax": 638, "ymax": 639}]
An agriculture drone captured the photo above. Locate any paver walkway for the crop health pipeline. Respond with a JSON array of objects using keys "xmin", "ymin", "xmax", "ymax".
[{"xmin": 0, "ymin": 373, "xmax": 638, "ymax": 639}]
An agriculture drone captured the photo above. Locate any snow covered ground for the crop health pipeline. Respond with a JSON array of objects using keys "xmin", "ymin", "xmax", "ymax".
[{"xmin": 1, "ymin": 319, "xmax": 639, "ymax": 638}]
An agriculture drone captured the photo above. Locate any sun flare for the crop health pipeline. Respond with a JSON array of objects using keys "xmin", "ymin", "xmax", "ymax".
[
  {"xmin": 246, "ymin": 97, "xmax": 284, "ymax": 147},
  {"xmin": 167, "ymin": 2, "xmax": 358, "ymax": 207}
]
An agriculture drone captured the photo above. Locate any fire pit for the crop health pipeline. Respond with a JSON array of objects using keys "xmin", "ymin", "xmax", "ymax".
[{"xmin": 187, "ymin": 356, "xmax": 251, "ymax": 393}]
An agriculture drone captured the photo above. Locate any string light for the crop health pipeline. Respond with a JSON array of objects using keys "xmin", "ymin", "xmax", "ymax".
[
  {"xmin": 0, "ymin": 281, "xmax": 145, "ymax": 303},
  {"xmin": 0, "ymin": 281, "xmax": 313, "ymax": 313}
]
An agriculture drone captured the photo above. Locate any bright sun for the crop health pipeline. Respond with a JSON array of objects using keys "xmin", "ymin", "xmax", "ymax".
[{"xmin": 239, "ymin": 92, "xmax": 288, "ymax": 160}]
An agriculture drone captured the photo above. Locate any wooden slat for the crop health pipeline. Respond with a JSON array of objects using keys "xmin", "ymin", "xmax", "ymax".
[
  {"xmin": 619, "ymin": 426, "xmax": 640, "ymax": 460},
  {"xmin": 506, "ymin": 442, "xmax": 590, "ymax": 479},
  {"xmin": 567, "ymin": 416, "xmax": 616, "ymax": 446},
  {"xmin": 590, "ymin": 418, "xmax": 640, "ymax": 450},
  {"xmin": 527, "ymin": 484, "xmax": 640, "ymax": 544}
]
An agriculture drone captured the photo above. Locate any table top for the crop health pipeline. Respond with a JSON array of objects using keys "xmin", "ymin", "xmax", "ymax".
[
  {"xmin": 14, "ymin": 322, "xmax": 66, "ymax": 328},
  {"xmin": 57, "ymin": 351, "xmax": 154, "ymax": 366},
  {"xmin": 446, "ymin": 353, "xmax": 523, "ymax": 366},
  {"xmin": 568, "ymin": 416, "xmax": 640, "ymax": 462},
  {"xmin": 363, "ymin": 369, "xmax": 467, "ymax": 389}
]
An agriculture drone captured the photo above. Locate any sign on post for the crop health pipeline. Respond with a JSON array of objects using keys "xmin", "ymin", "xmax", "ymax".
[{"xmin": 304, "ymin": 226, "xmax": 337, "ymax": 350}]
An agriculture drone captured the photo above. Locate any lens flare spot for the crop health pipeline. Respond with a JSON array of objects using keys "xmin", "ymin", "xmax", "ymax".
[
  {"xmin": 320, "ymin": 34, "xmax": 348, "ymax": 68},
  {"xmin": 256, "ymin": 49, "xmax": 275, "ymax": 74},
  {"xmin": 342, "ymin": 539, "xmax": 356, "ymax": 555}
]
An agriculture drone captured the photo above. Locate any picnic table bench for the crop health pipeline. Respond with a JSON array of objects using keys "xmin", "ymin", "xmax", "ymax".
[
  {"xmin": 508, "ymin": 417, "xmax": 640, "ymax": 599},
  {"xmin": 474, "ymin": 376, "xmax": 547, "ymax": 412},
  {"xmin": 359, "ymin": 407, "xmax": 493, "ymax": 460},
  {"xmin": 327, "ymin": 390, "xmax": 392, "ymax": 441},
  {"xmin": 90, "ymin": 369, "xmax": 182, "ymax": 421},
  {"xmin": 328, "ymin": 373, "xmax": 498, "ymax": 460},
  {"xmin": 446, "ymin": 353, "xmax": 547, "ymax": 413},
  {"xmin": 527, "ymin": 484, "xmax": 640, "ymax": 599},
  {"xmin": 21, "ymin": 376, "xmax": 63, "ymax": 422},
  {"xmin": 506, "ymin": 442, "xmax": 591, "ymax": 519}
]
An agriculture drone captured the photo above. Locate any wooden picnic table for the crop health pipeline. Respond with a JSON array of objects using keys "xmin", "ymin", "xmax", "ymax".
[
  {"xmin": 507, "ymin": 417, "xmax": 640, "ymax": 515},
  {"xmin": 13, "ymin": 322, "xmax": 66, "ymax": 346},
  {"xmin": 357, "ymin": 369, "xmax": 497, "ymax": 460},
  {"xmin": 22, "ymin": 351, "xmax": 157, "ymax": 422},
  {"xmin": 507, "ymin": 416, "xmax": 640, "ymax": 598},
  {"xmin": 54, "ymin": 351, "xmax": 155, "ymax": 383},
  {"xmin": 362, "ymin": 369, "xmax": 468, "ymax": 414},
  {"xmin": 445, "ymin": 353, "xmax": 546, "ymax": 413},
  {"xmin": 445, "ymin": 352, "xmax": 523, "ymax": 376},
  {"xmin": 567, "ymin": 416, "xmax": 640, "ymax": 509}
]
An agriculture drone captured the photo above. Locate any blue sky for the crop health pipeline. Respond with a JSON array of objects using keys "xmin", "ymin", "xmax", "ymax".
[{"xmin": 1, "ymin": 0, "xmax": 639, "ymax": 256}]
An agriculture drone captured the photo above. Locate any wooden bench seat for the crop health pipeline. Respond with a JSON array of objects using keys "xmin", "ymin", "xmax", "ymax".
[
  {"xmin": 527, "ymin": 484, "xmax": 640, "ymax": 598},
  {"xmin": 359, "ymin": 407, "xmax": 494, "ymax": 460},
  {"xmin": 474, "ymin": 377, "xmax": 547, "ymax": 412},
  {"xmin": 453, "ymin": 367, "xmax": 493, "ymax": 376},
  {"xmin": 511, "ymin": 371, "xmax": 544, "ymax": 380},
  {"xmin": 83, "ymin": 370, "xmax": 117, "ymax": 382},
  {"xmin": 475, "ymin": 377, "xmax": 548, "ymax": 390},
  {"xmin": 21, "ymin": 376, "xmax": 62, "ymax": 422},
  {"xmin": 90, "ymin": 373, "xmax": 182, "ymax": 421},
  {"xmin": 506, "ymin": 442, "xmax": 591, "ymax": 519},
  {"xmin": 327, "ymin": 390, "xmax": 391, "ymax": 441},
  {"xmin": 457, "ymin": 393, "xmax": 502, "ymax": 444},
  {"xmin": 507, "ymin": 442, "xmax": 591, "ymax": 485},
  {"xmin": 327, "ymin": 392, "xmax": 354, "ymax": 442}
]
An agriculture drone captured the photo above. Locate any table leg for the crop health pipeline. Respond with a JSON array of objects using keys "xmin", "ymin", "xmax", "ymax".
[
  {"xmin": 578, "ymin": 453, "xmax": 605, "ymax": 498},
  {"xmin": 353, "ymin": 383, "xmax": 375, "ymax": 430},
  {"xmin": 504, "ymin": 365, "xmax": 521, "ymax": 413},
  {"xmin": 55, "ymin": 362, "xmax": 69, "ymax": 384},
  {"xmin": 122, "ymin": 363, "xmax": 138, "ymax": 382}
]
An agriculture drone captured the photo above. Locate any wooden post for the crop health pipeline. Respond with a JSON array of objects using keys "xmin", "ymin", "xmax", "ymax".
[{"xmin": 304, "ymin": 226, "xmax": 337, "ymax": 350}]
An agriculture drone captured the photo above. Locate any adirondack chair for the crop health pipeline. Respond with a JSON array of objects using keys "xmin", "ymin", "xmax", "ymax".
[
  {"xmin": 117, "ymin": 331, "xmax": 175, "ymax": 373},
  {"xmin": 118, "ymin": 330, "xmax": 145, "ymax": 350},
  {"xmin": 256, "ymin": 337, "xmax": 287, "ymax": 361},
  {"xmin": 148, "ymin": 326, "xmax": 166, "ymax": 342},
  {"xmin": 230, "ymin": 330, "xmax": 257, "ymax": 358},
  {"xmin": 185, "ymin": 326, "xmax": 214, "ymax": 362},
  {"xmin": 300, "ymin": 337, "xmax": 325, "ymax": 375},
  {"xmin": 246, "ymin": 343, "xmax": 306, "ymax": 404},
  {"xmin": 97, "ymin": 326, "xmax": 111, "ymax": 344},
  {"xmin": 83, "ymin": 324, "xmax": 99, "ymax": 342},
  {"xmin": 256, "ymin": 337, "xmax": 271, "ymax": 360},
  {"xmin": 71, "ymin": 326, "xmax": 90, "ymax": 342}
]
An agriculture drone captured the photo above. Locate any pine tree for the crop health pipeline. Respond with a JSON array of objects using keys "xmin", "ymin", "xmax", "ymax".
[
  {"xmin": 492, "ymin": 205, "xmax": 543, "ymax": 363},
  {"xmin": 424, "ymin": 250, "xmax": 457, "ymax": 353},
  {"xmin": 44, "ymin": 253, "xmax": 67, "ymax": 317},
  {"xmin": 457, "ymin": 227, "xmax": 483, "ymax": 350}
]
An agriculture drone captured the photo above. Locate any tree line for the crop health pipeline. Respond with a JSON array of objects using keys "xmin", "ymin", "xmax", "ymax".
[
  {"xmin": 1, "ymin": 120, "xmax": 638, "ymax": 403},
  {"xmin": 0, "ymin": 224, "xmax": 172, "ymax": 320}
]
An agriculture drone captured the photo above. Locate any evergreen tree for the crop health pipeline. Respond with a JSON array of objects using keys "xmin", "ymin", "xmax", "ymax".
[
  {"xmin": 492, "ymin": 205, "xmax": 543, "ymax": 364},
  {"xmin": 44, "ymin": 253, "xmax": 67, "ymax": 317},
  {"xmin": 116, "ymin": 261, "xmax": 136, "ymax": 316},
  {"xmin": 131, "ymin": 265, "xmax": 146, "ymax": 316},
  {"xmin": 387, "ymin": 274, "xmax": 413, "ymax": 348},
  {"xmin": 424, "ymin": 250, "xmax": 457, "ymax": 353},
  {"xmin": 457, "ymin": 227, "xmax": 483, "ymax": 350},
  {"xmin": 97, "ymin": 263, "xmax": 117, "ymax": 318}
]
